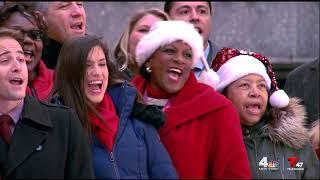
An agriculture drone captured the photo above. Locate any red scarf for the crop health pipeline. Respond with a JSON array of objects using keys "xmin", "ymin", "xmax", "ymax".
[
  {"xmin": 26, "ymin": 60, "xmax": 54, "ymax": 101},
  {"xmin": 132, "ymin": 73, "xmax": 226, "ymax": 135},
  {"xmin": 146, "ymin": 84, "xmax": 175, "ymax": 99},
  {"xmin": 88, "ymin": 93, "xmax": 119, "ymax": 151}
]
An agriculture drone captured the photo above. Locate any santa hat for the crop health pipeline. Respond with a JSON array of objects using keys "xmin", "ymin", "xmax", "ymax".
[
  {"xmin": 136, "ymin": 20, "xmax": 219, "ymax": 88},
  {"xmin": 136, "ymin": 20, "xmax": 203, "ymax": 67},
  {"xmin": 211, "ymin": 47, "xmax": 289, "ymax": 108}
]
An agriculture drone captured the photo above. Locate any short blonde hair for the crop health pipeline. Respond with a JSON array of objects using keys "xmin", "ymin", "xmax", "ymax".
[{"xmin": 113, "ymin": 8, "xmax": 170, "ymax": 76}]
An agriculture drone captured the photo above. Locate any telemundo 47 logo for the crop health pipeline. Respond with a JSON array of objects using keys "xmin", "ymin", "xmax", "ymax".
[
  {"xmin": 287, "ymin": 157, "xmax": 304, "ymax": 171},
  {"xmin": 258, "ymin": 157, "xmax": 280, "ymax": 171}
]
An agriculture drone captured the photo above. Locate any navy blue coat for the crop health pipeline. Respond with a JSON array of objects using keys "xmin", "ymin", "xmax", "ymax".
[
  {"xmin": 51, "ymin": 82, "xmax": 177, "ymax": 179},
  {"xmin": 92, "ymin": 82, "xmax": 177, "ymax": 179}
]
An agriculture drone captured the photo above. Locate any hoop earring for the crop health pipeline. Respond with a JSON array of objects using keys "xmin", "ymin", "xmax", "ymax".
[{"xmin": 146, "ymin": 66, "xmax": 152, "ymax": 73}]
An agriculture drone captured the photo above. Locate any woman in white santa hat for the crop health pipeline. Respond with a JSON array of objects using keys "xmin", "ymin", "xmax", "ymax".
[
  {"xmin": 211, "ymin": 47, "xmax": 319, "ymax": 179},
  {"xmin": 131, "ymin": 20, "xmax": 252, "ymax": 179}
]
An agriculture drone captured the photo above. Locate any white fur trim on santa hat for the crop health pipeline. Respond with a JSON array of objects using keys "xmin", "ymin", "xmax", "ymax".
[
  {"xmin": 269, "ymin": 89, "xmax": 290, "ymax": 108},
  {"xmin": 198, "ymin": 69, "xmax": 220, "ymax": 89},
  {"xmin": 135, "ymin": 21, "xmax": 204, "ymax": 67},
  {"xmin": 216, "ymin": 55, "xmax": 271, "ymax": 92}
]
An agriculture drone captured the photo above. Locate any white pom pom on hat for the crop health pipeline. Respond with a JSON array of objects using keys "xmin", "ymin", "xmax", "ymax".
[
  {"xmin": 211, "ymin": 47, "xmax": 290, "ymax": 108},
  {"xmin": 269, "ymin": 89, "xmax": 290, "ymax": 108}
]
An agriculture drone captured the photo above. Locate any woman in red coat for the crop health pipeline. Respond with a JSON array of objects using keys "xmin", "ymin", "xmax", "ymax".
[{"xmin": 131, "ymin": 20, "xmax": 252, "ymax": 179}]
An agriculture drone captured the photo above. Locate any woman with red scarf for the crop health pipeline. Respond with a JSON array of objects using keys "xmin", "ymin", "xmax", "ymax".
[
  {"xmin": 49, "ymin": 35, "xmax": 177, "ymax": 179},
  {"xmin": 131, "ymin": 20, "xmax": 251, "ymax": 179},
  {"xmin": 0, "ymin": 3, "xmax": 54, "ymax": 101}
]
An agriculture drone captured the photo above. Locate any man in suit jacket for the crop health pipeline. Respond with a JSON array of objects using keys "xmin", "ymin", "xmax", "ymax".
[
  {"xmin": 284, "ymin": 58, "xmax": 319, "ymax": 127},
  {"xmin": 0, "ymin": 29, "xmax": 94, "ymax": 178}
]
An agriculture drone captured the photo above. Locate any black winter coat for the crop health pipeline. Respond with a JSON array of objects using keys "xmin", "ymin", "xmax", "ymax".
[{"xmin": 1, "ymin": 95, "xmax": 94, "ymax": 179}]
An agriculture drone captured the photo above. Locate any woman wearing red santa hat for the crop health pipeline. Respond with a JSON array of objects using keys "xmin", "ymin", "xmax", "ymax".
[
  {"xmin": 211, "ymin": 47, "xmax": 319, "ymax": 179},
  {"xmin": 131, "ymin": 20, "xmax": 251, "ymax": 179}
]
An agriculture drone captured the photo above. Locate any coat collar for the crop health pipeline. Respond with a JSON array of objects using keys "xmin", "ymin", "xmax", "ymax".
[
  {"xmin": 6, "ymin": 95, "xmax": 52, "ymax": 176},
  {"xmin": 161, "ymin": 74, "xmax": 228, "ymax": 135},
  {"xmin": 266, "ymin": 97, "xmax": 309, "ymax": 149},
  {"xmin": 242, "ymin": 116, "xmax": 269, "ymax": 138},
  {"xmin": 21, "ymin": 94, "xmax": 53, "ymax": 128},
  {"xmin": 132, "ymin": 73, "xmax": 228, "ymax": 136},
  {"xmin": 244, "ymin": 97, "xmax": 309, "ymax": 150},
  {"xmin": 107, "ymin": 81, "xmax": 137, "ymax": 144}
]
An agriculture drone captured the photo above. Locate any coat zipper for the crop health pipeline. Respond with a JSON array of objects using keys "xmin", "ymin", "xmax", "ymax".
[
  {"xmin": 109, "ymin": 85, "xmax": 123, "ymax": 179},
  {"xmin": 253, "ymin": 138, "xmax": 260, "ymax": 179},
  {"xmin": 108, "ymin": 83, "xmax": 127, "ymax": 179},
  {"xmin": 110, "ymin": 151, "xmax": 120, "ymax": 179},
  {"xmin": 273, "ymin": 143, "xmax": 284, "ymax": 179}
]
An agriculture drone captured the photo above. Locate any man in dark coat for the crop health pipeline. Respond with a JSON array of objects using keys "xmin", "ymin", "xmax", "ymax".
[
  {"xmin": 284, "ymin": 58, "xmax": 319, "ymax": 127},
  {"xmin": 0, "ymin": 29, "xmax": 94, "ymax": 179},
  {"xmin": 33, "ymin": 2, "xmax": 87, "ymax": 69}
]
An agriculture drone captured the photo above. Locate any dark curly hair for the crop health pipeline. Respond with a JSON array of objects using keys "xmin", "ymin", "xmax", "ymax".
[{"xmin": 0, "ymin": 2, "xmax": 48, "ymax": 44}]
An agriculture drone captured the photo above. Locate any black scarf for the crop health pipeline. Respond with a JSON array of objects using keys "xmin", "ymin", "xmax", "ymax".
[{"xmin": 41, "ymin": 37, "xmax": 62, "ymax": 70}]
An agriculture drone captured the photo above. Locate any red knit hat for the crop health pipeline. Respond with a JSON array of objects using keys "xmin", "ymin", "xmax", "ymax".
[{"xmin": 211, "ymin": 47, "xmax": 290, "ymax": 108}]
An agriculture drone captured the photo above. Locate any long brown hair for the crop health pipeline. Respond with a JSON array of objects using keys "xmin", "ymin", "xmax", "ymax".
[{"xmin": 50, "ymin": 35, "xmax": 123, "ymax": 134}]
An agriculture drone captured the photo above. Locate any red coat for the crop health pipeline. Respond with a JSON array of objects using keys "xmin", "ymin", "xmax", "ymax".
[
  {"xmin": 132, "ymin": 73, "xmax": 252, "ymax": 179},
  {"xmin": 26, "ymin": 60, "xmax": 54, "ymax": 101}
]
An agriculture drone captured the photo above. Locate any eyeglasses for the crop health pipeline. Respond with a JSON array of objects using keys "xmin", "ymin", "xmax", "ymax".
[{"xmin": 20, "ymin": 29, "xmax": 44, "ymax": 41}]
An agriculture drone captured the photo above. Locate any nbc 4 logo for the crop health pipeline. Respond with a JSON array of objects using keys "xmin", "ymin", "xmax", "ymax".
[
  {"xmin": 258, "ymin": 157, "xmax": 280, "ymax": 170},
  {"xmin": 287, "ymin": 157, "xmax": 304, "ymax": 170}
]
